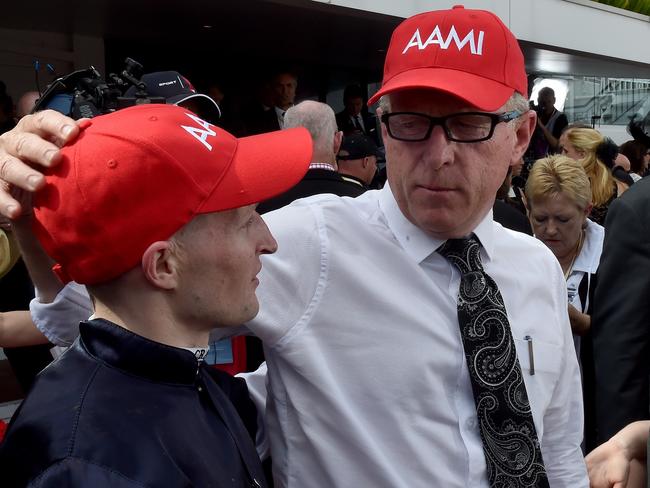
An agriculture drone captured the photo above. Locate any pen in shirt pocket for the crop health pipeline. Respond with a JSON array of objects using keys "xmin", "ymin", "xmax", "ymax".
[{"xmin": 524, "ymin": 335, "xmax": 535, "ymax": 375}]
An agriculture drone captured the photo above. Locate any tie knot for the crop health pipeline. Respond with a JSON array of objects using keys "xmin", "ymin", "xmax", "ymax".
[{"xmin": 437, "ymin": 234, "xmax": 483, "ymax": 274}]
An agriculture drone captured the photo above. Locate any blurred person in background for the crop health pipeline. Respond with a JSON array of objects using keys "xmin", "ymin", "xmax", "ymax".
[
  {"xmin": 559, "ymin": 127, "xmax": 625, "ymax": 225},
  {"xmin": 526, "ymin": 154, "xmax": 603, "ymax": 450},
  {"xmin": 14, "ymin": 91, "xmax": 40, "ymax": 121},
  {"xmin": 336, "ymin": 84, "xmax": 380, "ymax": 145},
  {"xmin": 619, "ymin": 139, "xmax": 649, "ymax": 182},
  {"xmin": 528, "ymin": 87, "xmax": 568, "ymax": 160}
]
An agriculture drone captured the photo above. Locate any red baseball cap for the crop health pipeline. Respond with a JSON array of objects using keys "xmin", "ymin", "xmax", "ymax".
[
  {"xmin": 32, "ymin": 104, "xmax": 313, "ymax": 285},
  {"xmin": 368, "ymin": 5, "xmax": 527, "ymax": 111}
]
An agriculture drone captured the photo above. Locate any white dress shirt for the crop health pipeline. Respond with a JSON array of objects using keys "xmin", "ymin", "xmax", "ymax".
[
  {"xmin": 350, "ymin": 113, "xmax": 365, "ymax": 132},
  {"xmin": 566, "ymin": 219, "xmax": 604, "ymax": 358},
  {"xmin": 244, "ymin": 185, "xmax": 587, "ymax": 487},
  {"xmin": 274, "ymin": 106, "xmax": 286, "ymax": 129},
  {"xmin": 566, "ymin": 219, "xmax": 604, "ymax": 314},
  {"xmin": 32, "ymin": 185, "xmax": 588, "ymax": 487},
  {"xmin": 31, "ymin": 281, "xmax": 89, "ymax": 346}
]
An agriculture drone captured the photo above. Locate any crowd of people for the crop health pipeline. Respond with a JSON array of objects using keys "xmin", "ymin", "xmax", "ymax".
[{"xmin": 0, "ymin": 5, "xmax": 650, "ymax": 488}]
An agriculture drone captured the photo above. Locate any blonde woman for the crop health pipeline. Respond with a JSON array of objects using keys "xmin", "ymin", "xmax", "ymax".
[
  {"xmin": 559, "ymin": 127, "xmax": 627, "ymax": 225},
  {"xmin": 526, "ymin": 155, "xmax": 603, "ymax": 338},
  {"xmin": 526, "ymin": 154, "xmax": 603, "ymax": 449}
]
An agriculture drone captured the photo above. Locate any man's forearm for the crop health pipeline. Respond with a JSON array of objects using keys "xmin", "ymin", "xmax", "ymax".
[
  {"xmin": 0, "ymin": 311, "xmax": 49, "ymax": 347},
  {"xmin": 12, "ymin": 218, "xmax": 62, "ymax": 303}
]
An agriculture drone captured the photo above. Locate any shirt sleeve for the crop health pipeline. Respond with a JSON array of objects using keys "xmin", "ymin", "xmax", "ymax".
[
  {"xmin": 247, "ymin": 202, "xmax": 325, "ymax": 347},
  {"xmin": 30, "ymin": 458, "xmax": 147, "ymax": 487},
  {"xmin": 237, "ymin": 362, "xmax": 270, "ymax": 460},
  {"xmin": 30, "ymin": 281, "xmax": 92, "ymax": 346},
  {"xmin": 540, "ymin": 261, "xmax": 589, "ymax": 487}
]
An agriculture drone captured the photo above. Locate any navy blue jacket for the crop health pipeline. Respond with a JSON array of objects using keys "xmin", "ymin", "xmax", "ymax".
[{"xmin": 0, "ymin": 319, "xmax": 266, "ymax": 487}]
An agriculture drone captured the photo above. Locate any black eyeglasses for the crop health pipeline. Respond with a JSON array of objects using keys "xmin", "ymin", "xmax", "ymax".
[{"xmin": 380, "ymin": 110, "xmax": 523, "ymax": 143}]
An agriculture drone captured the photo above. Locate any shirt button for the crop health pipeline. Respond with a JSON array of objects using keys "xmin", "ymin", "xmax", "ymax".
[{"xmin": 467, "ymin": 418, "xmax": 477, "ymax": 429}]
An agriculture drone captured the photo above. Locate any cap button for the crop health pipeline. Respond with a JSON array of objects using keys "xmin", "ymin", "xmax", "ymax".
[
  {"xmin": 452, "ymin": 5, "xmax": 465, "ymax": 9},
  {"xmin": 149, "ymin": 116, "xmax": 158, "ymax": 121}
]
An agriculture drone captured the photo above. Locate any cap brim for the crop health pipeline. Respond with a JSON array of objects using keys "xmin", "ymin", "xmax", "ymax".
[
  {"xmin": 199, "ymin": 127, "xmax": 313, "ymax": 212},
  {"xmin": 171, "ymin": 93, "xmax": 222, "ymax": 121},
  {"xmin": 368, "ymin": 67, "xmax": 516, "ymax": 112}
]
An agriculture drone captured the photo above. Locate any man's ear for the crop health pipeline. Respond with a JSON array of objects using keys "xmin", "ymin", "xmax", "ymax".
[
  {"xmin": 141, "ymin": 241, "xmax": 179, "ymax": 290},
  {"xmin": 511, "ymin": 110, "xmax": 536, "ymax": 165},
  {"xmin": 362, "ymin": 156, "xmax": 369, "ymax": 169},
  {"xmin": 333, "ymin": 130, "xmax": 343, "ymax": 155}
]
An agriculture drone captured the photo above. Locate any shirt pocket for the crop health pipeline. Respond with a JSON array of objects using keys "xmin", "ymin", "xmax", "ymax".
[{"xmin": 513, "ymin": 337, "xmax": 562, "ymax": 435}]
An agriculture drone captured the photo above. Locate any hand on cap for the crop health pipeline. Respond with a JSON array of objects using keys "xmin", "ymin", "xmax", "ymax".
[{"xmin": 0, "ymin": 110, "xmax": 81, "ymax": 219}]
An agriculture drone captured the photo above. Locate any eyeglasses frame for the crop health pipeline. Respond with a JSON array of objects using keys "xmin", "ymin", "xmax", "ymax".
[{"xmin": 380, "ymin": 110, "xmax": 523, "ymax": 143}]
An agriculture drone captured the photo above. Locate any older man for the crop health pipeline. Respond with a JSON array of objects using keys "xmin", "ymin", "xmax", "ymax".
[
  {"xmin": 0, "ymin": 6, "xmax": 587, "ymax": 488},
  {"xmin": 0, "ymin": 105, "xmax": 312, "ymax": 487},
  {"xmin": 257, "ymin": 100, "xmax": 365, "ymax": 214}
]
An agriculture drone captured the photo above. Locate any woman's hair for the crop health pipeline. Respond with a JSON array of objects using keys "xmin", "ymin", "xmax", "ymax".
[
  {"xmin": 619, "ymin": 139, "xmax": 648, "ymax": 175},
  {"xmin": 562, "ymin": 127, "xmax": 614, "ymax": 206},
  {"xmin": 525, "ymin": 155, "xmax": 592, "ymax": 211}
]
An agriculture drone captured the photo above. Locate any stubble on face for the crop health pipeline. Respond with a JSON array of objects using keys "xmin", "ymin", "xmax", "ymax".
[
  {"xmin": 383, "ymin": 90, "xmax": 523, "ymax": 239},
  {"xmin": 172, "ymin": 206, "xmax": 273, "ymax": 329}
]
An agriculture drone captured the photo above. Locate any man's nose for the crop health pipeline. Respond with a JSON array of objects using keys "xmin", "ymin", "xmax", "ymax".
[
  {"xmin": 424, "ymin": 124, "xmax": 454, "ymax": 170},
  {"xmin": 258, "ymin": 219, "xmax": 278, "ymax": 255}
]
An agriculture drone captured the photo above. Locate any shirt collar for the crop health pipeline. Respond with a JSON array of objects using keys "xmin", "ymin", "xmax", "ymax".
[
  {"xmin": 309, "ymin": 162, "xmax": 337, "ymax": 171},
  {"xmin": 572, "ymin": 219, "xmax": 604, "ymax": 274},
  {"xmin": 80, "ymin": 318, "xmax": 202, "ymax": 385},
  {"xmin": 378, "ymin": 184, "xmax": 495, "ymax": 264},
  {"xmin": 340, "ymin": 174, "xmax": 366, "ymax": 188}
]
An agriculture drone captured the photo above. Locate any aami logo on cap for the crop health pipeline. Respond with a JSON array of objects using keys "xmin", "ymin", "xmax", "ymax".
[
  {"xmin": 402, "ymin": 25, "xmax": 484, "ymax": 55},
  {"xmin": 181, "ymin": 113, "xmax": 217, "ymax": 151}
]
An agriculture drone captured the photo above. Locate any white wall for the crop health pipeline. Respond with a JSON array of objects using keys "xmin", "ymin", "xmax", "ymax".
[{"xmin": 310, "ymin": 0, "xmax": 650, "ymax": 66}]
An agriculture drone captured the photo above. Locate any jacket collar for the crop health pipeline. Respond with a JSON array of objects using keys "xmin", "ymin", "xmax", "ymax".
[
  {"xmin": 80, "ymin": 319, "xmax": 201, "ymax": 385},
  {"xmin": 340, "ymin": 173, "xmax": 368, "ymax": 188}
]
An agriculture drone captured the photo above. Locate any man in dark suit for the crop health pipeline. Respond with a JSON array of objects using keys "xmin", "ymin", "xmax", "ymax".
[
  {"xmin": 246, "ymin": 71, "xmax": 298, "ymax": 135},
  {"xmin": 258, "ymin": 100, "xmax": 365, "ymax": 215},
  {"xmin": 336, "ymin": 133, "xmax": 382, "ymax": 190},
  {"xmin": 335, "ymin": 84, "xmax": 380, "ymax": 145},
  {"xmin": 592, "ymin": 176, "xmax": 650, "ymax": 444}
]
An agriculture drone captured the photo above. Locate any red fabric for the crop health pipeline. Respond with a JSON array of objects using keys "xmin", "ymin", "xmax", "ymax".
[
  {"xmin": 32, "ymin": 104, "xmax": 312, "ymax": 285},
  {"xmin": 0, "ymin": 420, "xmax": 7, "ymax": 442},
  {"xmin": 212, "ymin": 336, "xmax": 247, "ymax": 376},
  {"xmin": 368, "ymin": 5, "xmax": 527, "ymax": 111}
]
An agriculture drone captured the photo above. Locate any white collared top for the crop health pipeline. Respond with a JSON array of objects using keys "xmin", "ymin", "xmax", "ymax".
[
  {"xmin": 246, "ymin": 185, "xmax": 587, "ymax": 487},
  {"xmin": 566, "ymin": 218, "xmax": 604, "ymax": 314}
]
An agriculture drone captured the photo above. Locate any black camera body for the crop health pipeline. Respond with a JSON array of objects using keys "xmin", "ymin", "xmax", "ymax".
[{"xmin": 33, "ymin": 58, "xmax": 164, "ymax": 120}]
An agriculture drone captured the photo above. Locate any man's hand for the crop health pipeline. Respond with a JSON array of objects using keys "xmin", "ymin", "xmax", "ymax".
[
  {"xmin": 568, "ymin": 304, "xmax": 591, "ymax": 336},
  {"xmin": 586, "ymin": 436, "xmax": 631, "ymax": 488},
  {"xmin": 0, "ymin": 110, "xmax": 81, "ymax": 218},
  {"xmin": 587, "ymin": 421, "xmax": 650, "ymax": 488}
]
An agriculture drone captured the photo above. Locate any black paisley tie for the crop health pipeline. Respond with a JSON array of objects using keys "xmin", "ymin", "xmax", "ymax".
[{"xmin": 438, "ymin": 234, "xmax": 549, "ymax": 488}]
